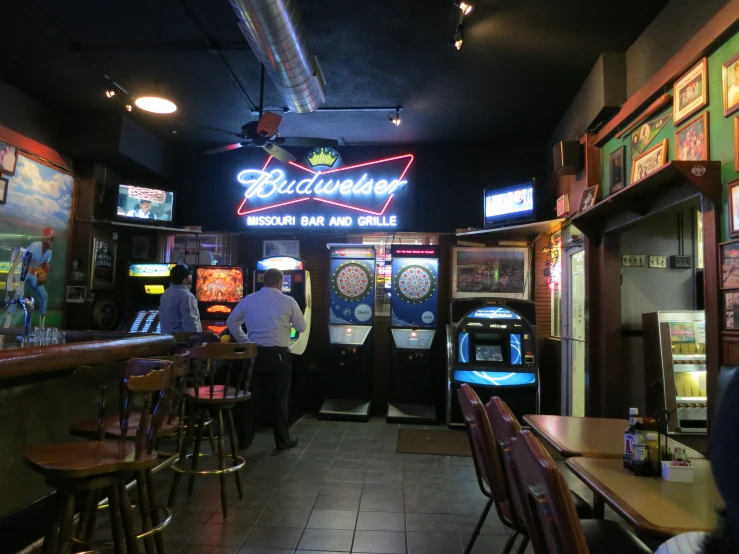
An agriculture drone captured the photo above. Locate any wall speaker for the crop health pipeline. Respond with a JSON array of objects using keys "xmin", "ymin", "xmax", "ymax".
[{"xmin": 553, "ymin": 141, "xmax": 583, "ymax": 176}]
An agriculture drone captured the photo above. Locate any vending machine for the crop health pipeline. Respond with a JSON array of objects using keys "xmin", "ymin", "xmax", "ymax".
[
  {"xmin": 447, "ymin": 298, "xmax": 539, "ymax": 426},
  {"xmin": 319, "ymin": 244, "xmax": 376, "ymax": 421},
  {"xmin": 387, "ymin": 245, "xmax": 440, "ymax": 423},
  {"xmin": 254, "ymin": 256, "xmax": 312, "ymax": 355},
  {"xmin": 643, "ymin": 311, "xmax": 707, "ymax": 434},
  {"xmin": 118, "ymin": 263, "xmax": 176, "ymax": 333},
  {"xmin": 193, "ymin": 266, "xmax": 245, "ymax": 335}
]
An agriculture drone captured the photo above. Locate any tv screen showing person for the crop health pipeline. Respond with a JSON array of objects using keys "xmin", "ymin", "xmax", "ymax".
[{"xmin": 117, "ymin": 185, "xmax": 174, "ymax": 222}]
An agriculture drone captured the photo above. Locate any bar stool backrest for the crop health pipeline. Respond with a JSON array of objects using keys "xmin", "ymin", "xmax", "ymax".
[
  {"xmin": 188, "ymin": 342, "xmax": 257, "ymax": 400},
  {"xmin": 172, "ymin": 332, "xmax": 220, "ymax": 352},
  {"xmin": 485, "ymin": 396, "xmax": 526, "ymax": 528},
  {"xmin": 510, "ymin": 429, "xmax": 589, "ymax": 554},
  {"xmin": 457, "ymin": 384, "xmax": 510, "ymax": 519},
  {"xmin": 150, "ymin": 352, "xmax": 190, "ymax": 424}
]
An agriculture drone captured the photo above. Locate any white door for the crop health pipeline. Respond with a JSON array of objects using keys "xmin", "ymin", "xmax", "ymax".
[{"xmin": 569, "ymin": 250, "xmax": 586, "ymax": 417}]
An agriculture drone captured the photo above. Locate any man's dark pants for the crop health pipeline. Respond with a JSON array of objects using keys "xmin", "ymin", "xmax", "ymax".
[{"xmin": 237, "ymin": 345, "xmax": 292, "ymax": 449}]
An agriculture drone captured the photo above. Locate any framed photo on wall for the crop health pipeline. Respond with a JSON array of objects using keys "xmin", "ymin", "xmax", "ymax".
[
  {"xmin": 609, "ymin": 147, "xmax": 626, "ymax": 194},
  {"xmin": 734, "ymin": 116, "xmax": 739, "ymax": 172},
  {"xmin": 728, "ymin": 179, "xmax": 739, "ymax": 237},
  {"xmin": 673, "ymin": 58, "xmax": 708, "ymax": 125},
  {"xmin": 90, "ymin": 236, "xmax": 117, "ymax": 290},
  {"xmin": 724, "ymin": 290, "xmax": 739, "ymax": 330},
  {"xmin": 451, "ymin": 246, "xmax": 530, "ymax": 299},
  {"xmin": 631, "ymin": 139, "xmax": 668, "ymax": 184},
  {"xmin": 0, "ymin": 140, "xmax": 18, "ymax": 175},
  {"xmin": 263, "ymin": 239, "xmax": 300, "ymax": 258},
  {"xmin": 722, "ymin": 52, "xmax": 739, "ymax": 117},
  {"xmin": 578, "ymin": 184, "xmax": 599, "ymax": 213},
  {"xmin": 720, "ymin": 239, "xmax": 739, "ymax": 288},
  {"xmin": 675, "ymin": 112, "xmax": 709, "ymax": 161}
]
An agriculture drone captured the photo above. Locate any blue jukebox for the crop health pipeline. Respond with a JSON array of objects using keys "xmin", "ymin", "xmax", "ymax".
[
  {"xmin": 319, "ymin": 244, "xmax": 377, "ymax": 421},
  {"xmin": 387, "ymin": 245, "xmax": 440, "ymax": 423},
  {"xmin": 447, "ymin": 298, "xmax": 539, "ymax": 426}
]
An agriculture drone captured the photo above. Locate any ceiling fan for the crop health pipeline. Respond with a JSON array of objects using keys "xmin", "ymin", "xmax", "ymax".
[{"xmin": 198, "ymin": 111, "xmax": 338, "ymax": 163}]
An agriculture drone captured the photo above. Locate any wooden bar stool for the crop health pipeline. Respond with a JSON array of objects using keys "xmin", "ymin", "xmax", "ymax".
[
  {"xmin": 168, "ymin": 342, "xmax": 257, "ymax": 518},
  {"xmin": 24, "ymin": 358, "xmax": 175, "ymax": 554}
]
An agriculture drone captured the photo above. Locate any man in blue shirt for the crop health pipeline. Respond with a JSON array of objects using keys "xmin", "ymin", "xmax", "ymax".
[
  {"xmin": 227, "ymin": 268, "xmax": 306, "ymax": 450},
  {"xmin": 24, "ymin": 227, "xmax": 54, "ymax": 328},
  {"xmin": 159, "ymin": 265, "xmax": 201, "ymax": 334}
]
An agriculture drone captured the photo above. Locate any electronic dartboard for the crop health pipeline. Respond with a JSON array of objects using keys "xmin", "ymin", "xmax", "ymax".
[
  {"xmin": 328, "ymin": 246, "xmax": 377, "ymax": 325},
  {"xmin": 332, "ymin": 261, "xmax": 374, "ymax": 302},
  {"xmin": 390, "ymin": 247, "xmax": 440, "ymax": 328},
  {"xmin": 393, "ymin": 264, "xmax": 436, "ymax": 304}
]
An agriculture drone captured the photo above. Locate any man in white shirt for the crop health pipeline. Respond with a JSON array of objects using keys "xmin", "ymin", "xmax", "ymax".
[
  {"xmin": 158, "ymin": 265, "xmax": 202, "ymax": 334},
  {"xmin": 127, "ymin": 199, "xmax": 156, "ymax": 219},
  {"xmin": 227, "ymin": 268, "xmax": 306, "ymax": 450}
]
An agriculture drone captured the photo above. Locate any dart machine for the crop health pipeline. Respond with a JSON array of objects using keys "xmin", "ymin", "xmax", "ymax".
[
  {"xmin": 447, "ymin": 298, "xmax": 539, "ymax": 426},
  {"xmin": 119, "ymin": 263, "xmax": 176, "ymax": 333},
  {"xmin": 193, "ymin": 266, "xmax": 245, "ymax": 335},
  {"xmin": 387, "ymin": 245, "xmax": 440, "ymax": 423},
  {"xmin": 319, "ymin": 244, "xmax": 376, "ymax": 421},
  {"xmin": 254, "ymin": 256, "xmax": 311, "ymax": 354}
]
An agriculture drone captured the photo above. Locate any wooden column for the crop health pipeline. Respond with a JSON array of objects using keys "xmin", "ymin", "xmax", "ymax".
[{"xmin": 702, "ymin": 196, "xmax": 721, "ymax": 433}]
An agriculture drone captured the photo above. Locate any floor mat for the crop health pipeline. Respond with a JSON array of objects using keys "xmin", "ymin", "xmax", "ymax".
[{"xmin": 396, "ymin": 428, "xmax": 471, "ymax": 457}]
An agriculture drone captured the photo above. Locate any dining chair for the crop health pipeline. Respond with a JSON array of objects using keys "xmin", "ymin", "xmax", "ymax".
[
  {"xmin": 457, "ymin": 383, "xmax": 527, "ymax": 554},
  {"xmin": 510, "ymin": 429, "xmax": 652, "ymax": 554}
]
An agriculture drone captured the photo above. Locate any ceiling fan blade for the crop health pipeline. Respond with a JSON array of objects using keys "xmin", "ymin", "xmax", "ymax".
[
  {"xmin": 257, "ymin": 112, "xmax": 283, "ymax": 137},
  {"xmin": 280, "ymin": 136, "xmax": 340, "ymax": 148},
  {"xmin": 263, "ymin": 143, "xmax": 296, "ymax": 163},
  {"xmin": 203, "ymin": 143, "xmax": 245, "ymax": 155},
  {"xmin": 182, "ymin": 121, "xmax": 243, "ymax": 138}
]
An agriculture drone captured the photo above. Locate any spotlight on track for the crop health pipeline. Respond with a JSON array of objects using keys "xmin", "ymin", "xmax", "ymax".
[
  {"xmin": 456, "ymin": 1, "xmax": 472, "ymax": 15},
  {"xmin": 105, "ymin": 89, "xmax": 116, "ymax": 99},
  {"xmin": 451, "ymin": 26, "xmax": 464, "ymax": 50},
  {"xmin": 388, "ymin": 108, "xmax": 402, "ymax": 126}
]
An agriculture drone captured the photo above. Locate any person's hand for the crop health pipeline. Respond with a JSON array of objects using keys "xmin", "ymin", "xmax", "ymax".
[{"xmin": 36, "ymin": 269, "xmax": 47, "ymax": 285}]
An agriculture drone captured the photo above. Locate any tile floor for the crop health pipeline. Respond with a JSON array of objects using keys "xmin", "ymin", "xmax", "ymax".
[{"xmin": 150, "ymin": 417, "xmax": 616, "ymax": 554}]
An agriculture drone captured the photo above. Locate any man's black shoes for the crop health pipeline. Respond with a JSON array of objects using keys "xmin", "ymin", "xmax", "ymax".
[{"xmin": 276, "ymin": 438, "xmax": 298, "ymax": 450}]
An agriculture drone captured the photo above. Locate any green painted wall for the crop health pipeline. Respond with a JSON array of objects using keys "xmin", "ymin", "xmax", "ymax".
[{"xmin": 600, "ymin": 31, "xmax": 739, "ymax": 241}]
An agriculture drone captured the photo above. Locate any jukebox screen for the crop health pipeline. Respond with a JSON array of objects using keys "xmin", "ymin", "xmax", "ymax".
[{"xmin": 196, "ymin": 268, "xmax": 244, "ymax": 303}]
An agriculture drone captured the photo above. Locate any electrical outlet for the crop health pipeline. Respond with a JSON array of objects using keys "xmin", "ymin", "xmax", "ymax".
[
  {"xmin": 621, "ymin": 255, "xmax": 631, "ymax": 267},
  {"xmin": 633, "ymin": 255, "xmax": 645, "ymax": 267},
  {"xmin": 649, "ymin": 255, "xmax": 667, "ymax": 268},
  {"xmin": 670, "ymin": 255, "xmax": 692, "ymax": 269}
]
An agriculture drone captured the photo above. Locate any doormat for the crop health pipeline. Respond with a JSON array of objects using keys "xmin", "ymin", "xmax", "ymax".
[{"xmin": 396, "ymin": 428, "xmax": 471, "ymax": 457}]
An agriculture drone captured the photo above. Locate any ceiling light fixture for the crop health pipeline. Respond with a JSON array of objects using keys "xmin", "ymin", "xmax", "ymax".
[
  {"xmin": 456, "ymin": 1, "xmax": 472, "ymax": 15},
  {"xmin": 105, "ymin": 89, "xmax": 116, "ymax": 99},
  {"xmin": 134, "ymin": 95, "xmax": 177, "ymax": 114},
  {"xmin": 452, "ymin": 26, "xmax": 464, "ymax": 50},
  {"xmin": 388, "ymin": 109, "xmax": 402, "ymax": 126},
  {"xmin": 125, "ymin": 104, "xmax": 133, "ymax": 112}
]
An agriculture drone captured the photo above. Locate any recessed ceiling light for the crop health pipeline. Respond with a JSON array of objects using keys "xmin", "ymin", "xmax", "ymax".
[{"xmin": 134, "ymin": 96, "xmax": 177, "ymax": 114}]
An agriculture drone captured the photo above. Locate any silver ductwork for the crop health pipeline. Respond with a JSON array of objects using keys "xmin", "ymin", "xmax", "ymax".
[{"xmin": 228, "ymin": 0, "xmax": 326, "ymax": 113}]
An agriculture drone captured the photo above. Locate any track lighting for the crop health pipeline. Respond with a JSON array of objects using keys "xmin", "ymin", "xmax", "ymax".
[
  {"xmin": 105, "ymin": 89, "xmax": 116, "ymax": 99},
  {"xmin": 125, "ymin": 104, "xmax": 133, "ymax": 112},
  {"xmin": 452, "ymin": 26, "xmax": 464, "ymax": 50},
  {"xmin": 456, "ymin": 1, "xmax": 472, "ymax": 15},
  {"xmin": 388, "ymin": 109, "xmax": 401, "ymax": 126}
]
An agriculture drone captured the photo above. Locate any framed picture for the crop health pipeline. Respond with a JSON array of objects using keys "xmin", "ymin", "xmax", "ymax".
[
  {"xmin": 90, "ymin": 236, "xmax": 117, "ymax": 290},
  {"xmin": 609, "ymin": 147, "xmax": 626, "ymax": 193},
  {"xmin": 0, "ymin": 140, "xmax": 18, "ymax": 175},
  {"xmin": 631, "ymin": 139, "xmax": 668, "ymax": 184},
  {"xmin": 263, "ymin": 239, "xmax": 300, "ymax": 258},
  {"xmin": 723, "ymin": 52, "xmax": 739, "ymax": 117},
  {"xmin": 66, "ymin": 286, "xmax": 87, "ymax": 304},
  {"xmin": 724, "ymin": 290, "xmax": 739, "ymax": 330},
  {"xmin": 675, "ymin": 112, "xmax": 709, "ymax": 161},
  {"xmin": 674, "ymin": 58, "xmax": 708, "ymax": 125},
  {"xmin": 721, "ymin": 239, "xmax": 739, "ymax": 288},
  {"xmin": 132, "ymin": 236, "xmax": 151, "ymax": 260},
  {"xmin": 0, "ymin": 176, "xmax": 7, "ymax": 204},
  {"xmin": 735, "ymin": 117, "xmax": 739, "ymax": 172},
  {"xmin": 728, "ymin": 179, "xmax": 739, "ymax": 237},
  {"xmin": 451, "ymin": 246, "xmax": 530, "ymax": 299},
  {"xmin": 578, "ymin": 184, "xmax": 599, "ymax": 213}
]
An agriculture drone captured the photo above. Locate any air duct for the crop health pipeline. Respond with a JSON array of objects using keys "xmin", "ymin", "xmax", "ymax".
[{"xmin": 228, "ymin": 0, "xmax": 326, "ymax": 113}]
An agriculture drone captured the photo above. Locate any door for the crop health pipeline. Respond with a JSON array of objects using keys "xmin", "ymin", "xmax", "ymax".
[{"xmin": 562, "ymin": 246, "xmax": 586, "ymax": 416}]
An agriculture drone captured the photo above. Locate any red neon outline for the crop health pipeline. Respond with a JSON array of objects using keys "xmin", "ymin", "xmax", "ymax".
[
  {"xmin": 278, "ymin": 153, "xmax": 414, "ymax": 181},
  {"xmin": 313, "ymin": 195, "xmax": 394, "ymax": 216},
  {"xmin": 237, "ymin": 196, "xmax": 309, "ymax": 215}
]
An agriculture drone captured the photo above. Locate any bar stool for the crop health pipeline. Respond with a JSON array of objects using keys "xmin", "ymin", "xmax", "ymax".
[
  {"xmin": 24, "ymin": 358, "xmax": 175, "ymax": 554},
  {"xmin": 168, "ymin": 342, "xmax": 257, "ymax": 518}
]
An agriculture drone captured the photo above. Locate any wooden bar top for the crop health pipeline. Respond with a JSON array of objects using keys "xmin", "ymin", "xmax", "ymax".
[
  {"xmin": 523, "ymin": 414, "xmax": 704, "ymax": 459},
  {"xmin": 0, "ymin": 334, "xmax": 175, "ymax": 380},
  {"xmin": 566, "ymin": 457, "xmax": 723, "ymax": 538}
]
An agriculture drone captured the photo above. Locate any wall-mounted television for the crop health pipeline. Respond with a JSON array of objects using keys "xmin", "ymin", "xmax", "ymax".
[
  {"xmin": 117, "ymin": 184, "xmax": 174, "ymax": 222},
  {"xmin": 484, "ymin": 181, "xmax": 535, "ymax": 229}
]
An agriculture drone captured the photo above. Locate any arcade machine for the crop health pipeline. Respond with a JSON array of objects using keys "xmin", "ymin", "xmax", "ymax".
[
  {"xmin": 319, "ymin": 244, "xmax": 376, "ymax": 421},
  {"xmin": 253, "ymin": 256, "xmax": 311, "ymax": 354},
  {"xmin": 447, "ymin": 298, "xmax": 539, "ymax": 426},
  {"xmin": 119, "ymin": 263, "xmax": 176, "ymax": 333},
  {"xmin": 643, "ymin": 311, "xmax": 707, "ymax": 435},
  {"xmin": 387, "ymin": 245, "xmax": 440, "ymax": 423},
  {"xmin": 194, "ymin": 266, "xmax": 245, "ymax": 335}
]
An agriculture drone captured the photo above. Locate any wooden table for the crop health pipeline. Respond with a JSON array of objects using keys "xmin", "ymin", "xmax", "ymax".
[
  {"xmin": 566, "ymin": 457, "xmax": 723, "ymax": 539},
  {"xmin": 523, "ymin": 414, "xmax": 704, "ymax": 459}
]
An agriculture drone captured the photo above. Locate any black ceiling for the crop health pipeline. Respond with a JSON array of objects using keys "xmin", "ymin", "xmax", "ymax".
[{"xmin": 1, "ymin": 0, "xmax": 668, "ymax": 147}]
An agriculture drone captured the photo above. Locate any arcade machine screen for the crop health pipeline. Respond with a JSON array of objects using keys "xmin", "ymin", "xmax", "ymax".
[
  {"xmin": 123, "ymin": 263, "xmax": 176, "ymax": 333},
  {"xmin": 195, "ymin": 267, "xmax": 244, "ymax": 334},
  {"xmin": 282, "ymin": 274, "xmax": 292, "ymax": 293}
]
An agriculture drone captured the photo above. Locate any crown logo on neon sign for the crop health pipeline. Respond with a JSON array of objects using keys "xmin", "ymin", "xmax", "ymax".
[
  {"xmin": 236, "ymin": 154, "xmax": 414, "ymax": 216},
  {"xmin": 306, "ymin": 147, "xmax": 340, "ymax": 168}
]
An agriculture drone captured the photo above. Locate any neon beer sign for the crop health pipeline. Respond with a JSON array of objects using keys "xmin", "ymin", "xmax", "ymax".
[{"xmin": 236, "ymin": 149, "xmax": 414, "ymax": 229}]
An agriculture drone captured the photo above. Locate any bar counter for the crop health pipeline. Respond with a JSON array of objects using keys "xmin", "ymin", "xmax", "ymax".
[{"xmin": 0, "ymin": 330, "xmax": 175, "ymax": 547}]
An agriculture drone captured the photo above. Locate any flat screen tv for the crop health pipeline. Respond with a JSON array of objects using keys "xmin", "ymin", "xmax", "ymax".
[
  {"xmin": 484, "ymin": 181, "xmax": 535, "ymax": 229},
  {"xmin": 117, "ymin": 184, "xmax": 174, "ymax": 222}
]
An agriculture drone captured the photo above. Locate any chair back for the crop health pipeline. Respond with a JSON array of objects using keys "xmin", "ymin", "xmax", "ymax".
[
  {"xmin": 457, "ymin": 384, "xmax": 509, "ymax": 513},
  {"xmin": 150, "ymin": 352, "xmax": 190, "ymax": 424},
  {"xmin": 172, "ymin": 332, "xmax": 219, "ymax": 352},
  {"xmin": 188, "ymin": 342, "xmax": 257, "ymax": 400},
  {"xmin": 511, "ymin": 429, "xmax": 589, "ymax": 554},
  {"xmin": 486, "ymin": 396, "xmax": 526, "ymax": 528}
]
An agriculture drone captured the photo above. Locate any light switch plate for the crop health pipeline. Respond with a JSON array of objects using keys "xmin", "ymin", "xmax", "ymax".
[
  {"xmin": 632, "ymin": 255, "xmax": 645, "ymax": 267},
  {"xmin": 649, "ymin": 255, "xmax": 667, "ymax": 268},
  {"xmin": 621, "ymin": 255, "xmax": 631, "ymax": 267}
]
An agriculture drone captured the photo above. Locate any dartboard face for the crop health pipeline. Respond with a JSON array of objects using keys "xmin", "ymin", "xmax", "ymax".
[
  {"xmin": 394, "ymin": 264, "xmax": 436, "ymax": 304},
  {"xmin": 332, "ymin": 262, "xmax": 374, "ymax": 302}
]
